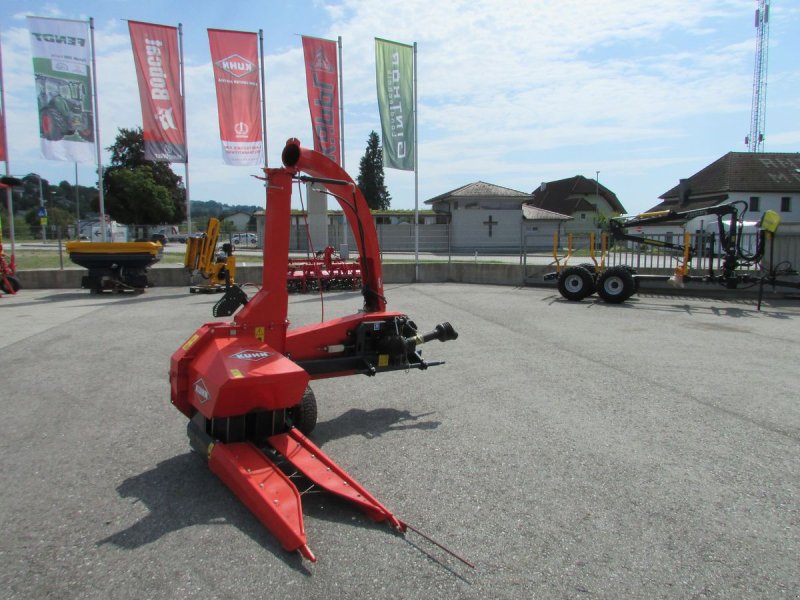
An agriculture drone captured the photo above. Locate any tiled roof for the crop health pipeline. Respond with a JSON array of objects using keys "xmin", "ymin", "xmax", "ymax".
[
  {"xmin": 660, "ymin": 152, "xmax": 800, "ymax": 199},
  {"xmin": 521, "ymin": 204, "xmax": 573, "ymax": 221},
  {"xmin": 529, "ymin": 175, "xmax": 625, "ymax": 214},
  {"xmin": 425, "ymin": 181, "xmax": 530, "ymax": 204}
]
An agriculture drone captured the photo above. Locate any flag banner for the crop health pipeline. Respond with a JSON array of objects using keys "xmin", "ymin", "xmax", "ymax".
[
  {"xmin": 375, "ymin": 38, "xmax": 414, "ymax": 171},
  {"xmin": 128, "ymin": 21, "xmax": 186, "ymax": 163},
  {"xmin": 207, "ymin": 29, "xmax": 262, "ymax": 166},
  {"xmin": 302, "ymin": 36, "xmax": 340, "ymax": 165},
  {"xmin": 26, "ymin": 17, "xmax": 95, "ymax": 163}
]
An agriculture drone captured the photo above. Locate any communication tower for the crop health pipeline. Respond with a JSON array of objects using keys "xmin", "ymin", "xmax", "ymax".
[{"xmin": 746, "ymin": 0, "xmax": 770, "ymax": 152}]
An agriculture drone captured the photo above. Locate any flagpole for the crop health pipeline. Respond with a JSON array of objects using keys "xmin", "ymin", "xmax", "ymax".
[
  {"xmin": 0, "ymin": 32, "xmax": 16, "ymax": 265},
  {"xmin": 413, "ymin": 42, "xmax": 419, "ymax": 282},
  {"xmin": 337, "ymin": 36, "xmax": 345, "ymax": 169},
  {"xmin": 259, "ymin": 29, "xmax": 268, "ymax": 168},
  {"xmin": 178, "ymin": 23, "xmax": 192, "ymax": 235},
  {"xmin": 89, "ymin": 17, "xmax": 108, "ymax": 241}
]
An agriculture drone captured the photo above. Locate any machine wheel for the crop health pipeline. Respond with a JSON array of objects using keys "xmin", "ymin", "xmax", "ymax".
[
  {"xmin": 597, "ymin": 266, "xmax": 636, "ymax": 303},
  {"xmin": 0, "ymin": 275, "xmax": 21, "ymax": 293},
  {"xmin": 291, "ymin": 386, "xmax": 318, "ymax": 435},
  {"xmin": 578, "ymin": 262, "xmax": 597, "ymax": 274},
  {"xmin": 40, "ymin": 107, "xmax": 66, "ymax": 141},
  {"xmin": 557, "ymin": 265, "xmax": 595, "ymax": 301}
]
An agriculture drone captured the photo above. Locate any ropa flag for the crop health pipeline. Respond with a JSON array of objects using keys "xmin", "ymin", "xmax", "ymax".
[
  {"xmin": 128, "ymin": 21, "xmax": 186, "ymax": 163},
  {"xmin": 208, "ymin": 29, "xmax": 262, "ymax": 166},
  {"xmin": 26, "ymin": 17, "xmax": 96, "ymax": 163},
  {"xmin": 301, "ymin": 36, "xmax": 340, "ymax": 165},
  {"xmin": 375, "ymin": 38, "xmax": 414, "ymax": 171}
]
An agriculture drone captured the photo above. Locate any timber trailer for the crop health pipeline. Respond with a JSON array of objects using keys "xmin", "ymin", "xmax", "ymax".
[
  {"xmin": 547, "ymin": 201, "xmax": 800, "ymax": 308},
  {"xmin": 170, "ymin": 139, "xmax": 465, "ymax": 564}
]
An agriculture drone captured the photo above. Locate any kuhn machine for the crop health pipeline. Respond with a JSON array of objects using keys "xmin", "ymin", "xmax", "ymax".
[{"xmin": 170, "ymin": 139, "xmax": 463, "ymax": 564}]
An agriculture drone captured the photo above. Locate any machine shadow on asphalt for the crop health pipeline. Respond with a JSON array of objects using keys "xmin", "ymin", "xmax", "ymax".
[{"xmin": 99, "ymin": 453, "xmax": 314, "ymax": 576}]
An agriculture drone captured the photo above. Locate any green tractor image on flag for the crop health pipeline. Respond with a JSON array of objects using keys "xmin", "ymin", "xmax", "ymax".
[{"xmin": 35, "ymin": 73, "xmax": 94, "ymax": 142}]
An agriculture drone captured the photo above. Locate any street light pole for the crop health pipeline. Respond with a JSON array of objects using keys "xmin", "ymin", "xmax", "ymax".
[{"xmin": 37, "ymin": 174, "xmax": 46, "ymax": 242}]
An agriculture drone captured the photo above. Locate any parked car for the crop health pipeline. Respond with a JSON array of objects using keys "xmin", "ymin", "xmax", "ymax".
[
  {"xmin": 231, "ymin": 233, "xmax": 258, "ymax": 248},
  {"xmin": 150, "ymin": 233, "xmax": 168, "ymax": 246}
]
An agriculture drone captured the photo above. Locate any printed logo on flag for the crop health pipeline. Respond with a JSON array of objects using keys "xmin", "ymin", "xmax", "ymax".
[{"xmin": 214, "ymin": 54, "xmax": 256, "ymax": 79}]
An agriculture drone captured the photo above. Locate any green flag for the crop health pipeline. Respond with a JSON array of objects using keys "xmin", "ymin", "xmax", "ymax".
[{"xmin": 375, "ymin": 38, "xmax": 414, "ymax": 171}]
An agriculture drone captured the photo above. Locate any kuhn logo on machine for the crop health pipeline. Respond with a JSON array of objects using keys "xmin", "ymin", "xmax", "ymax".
[
  {"xmin": 193, "ymin": 378, "xmax": 211, "ymax": 403},
  {"xmin": 215, "ymin": 54, "xmax": 255, "ymax": 78},
  {"xmin": 230, "ymin": 350, "xmax": 272, "ymax": 361}
]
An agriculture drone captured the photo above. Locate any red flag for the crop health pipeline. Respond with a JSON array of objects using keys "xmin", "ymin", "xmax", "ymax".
[
  {"xmin": 208, "ymin": 29, "xmax": 262, "ymax": 166},
  {"xmin": 302, "ymin": 36, "xmax": 340, "ymax": 165},
  {"xmin": 128, "ymin": 21, "xmax": 186, "ymax": 163}
]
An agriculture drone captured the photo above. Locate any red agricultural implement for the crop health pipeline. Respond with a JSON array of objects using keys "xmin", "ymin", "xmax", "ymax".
[
  {"xmin": 169, "ymin": 139, "xmax": 466, "ymax": 564},
  {"xmin": 287, "ymin": 245, "xmax": 362, "ymax": 293}
]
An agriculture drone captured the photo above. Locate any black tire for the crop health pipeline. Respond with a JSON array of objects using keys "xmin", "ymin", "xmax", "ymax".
[
  {"xmin": 40, "ymin": 107, "xmax": 66, "ymax": 141},
  {"xmin": 291, "ymin": 386, "xmax": 317, "ymax": 435},
  {"xmin": 557, "ymin": 265, "xmax": 596, "ymax": 301},
  {"xmin": 578, "ymin": 262, "xmax": 597, "ymax": 274},
  {"xmin": 597, "ymin": 266, "xmax": 636, "ymax": 303},
  {"xmin": 0, "ymin": 275, "xmax": 21, "ymax": 294}
]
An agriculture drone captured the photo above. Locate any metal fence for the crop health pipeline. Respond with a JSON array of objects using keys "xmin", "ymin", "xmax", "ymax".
[{"xmin": 523, "ymin": 230, "xmax": 800, "ymax": 275}]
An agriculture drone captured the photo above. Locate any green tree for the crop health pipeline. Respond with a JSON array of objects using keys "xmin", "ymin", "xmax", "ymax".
[
  {"xmin": 101, "ymin": 127, "xmax": 186, "ymax": 224},
  {"xmin": 356, "ymin": 131, "xmax": 391, "ymax": 210}
]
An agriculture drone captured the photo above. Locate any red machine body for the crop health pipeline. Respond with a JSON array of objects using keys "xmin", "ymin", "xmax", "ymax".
[{"xmin": 169, "ymin": 139, "xmax": 457, "ymax": 562}]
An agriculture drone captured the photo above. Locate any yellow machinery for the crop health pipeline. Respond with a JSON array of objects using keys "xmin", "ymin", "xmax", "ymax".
[{"xmin": 185, "ymin": 218, "xmax": 236, "ymax": 293}]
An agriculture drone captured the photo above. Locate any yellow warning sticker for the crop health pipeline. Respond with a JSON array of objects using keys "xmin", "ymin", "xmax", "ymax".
[
  {"xmin": 230, "ymin": 369, "xmax": 244, "ymax": 379},
  {"xmin": 378, "ymin": 354, "xmax": 389, "ymax": 367},
  {"xmin": 182, "ymin": 334, "xmax": 200, "ymax": 351},
  {"xmin": 255, "ymin": 326, "xmax": 265, "ymax": 342}
]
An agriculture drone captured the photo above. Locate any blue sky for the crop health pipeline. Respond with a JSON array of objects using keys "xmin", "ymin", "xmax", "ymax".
[{"xmin": 2, "ymin": 0, "xmax": 799, "ymax": 215}]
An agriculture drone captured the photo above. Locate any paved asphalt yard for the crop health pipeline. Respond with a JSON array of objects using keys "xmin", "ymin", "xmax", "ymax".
[{"xmin": 1, "ymin": 283, "xmax": 799, "ymax": 599}]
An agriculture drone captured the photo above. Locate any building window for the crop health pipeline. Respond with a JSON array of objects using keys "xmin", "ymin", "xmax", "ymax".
[
  {"xmin": 749, "ymin": 197, "xmax": 760, "ymax": 212},
  {"xmin": 453, "ymin": 201, "xmax": 458, "ymax": 210},
  {"xmin": 781, "ymin": 197, "xmax": 791, "ymax": 212},
  {"xmin": 580, "ymin": 213, "xmax": 586, "ymax": 220}
]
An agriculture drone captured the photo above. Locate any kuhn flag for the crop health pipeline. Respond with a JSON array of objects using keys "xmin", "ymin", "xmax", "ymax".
[
  {"xmin": 128, "ymin": 21, "xmax": 186, "ymax": 163},
  {"xmin": 302, "ymin": 36, "xmax": 340, "ymax": 165},
  {"xmin": 375, "ymin": 38, "xmax": 414, "ymax": 171},
  {"xmin": 208, "ymin": 29, "xmax": 262, "ymax": 166},
  {"xmin": 26, "ymin": 17, "xmax": 96, "ymax": 163}
]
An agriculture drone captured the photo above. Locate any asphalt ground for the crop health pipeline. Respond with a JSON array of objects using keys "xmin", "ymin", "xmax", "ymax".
[{"xmin": 1, "ymin": 284, "xmax": 799, "ymax": 599}]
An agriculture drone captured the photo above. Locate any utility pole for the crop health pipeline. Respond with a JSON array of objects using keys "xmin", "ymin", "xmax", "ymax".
[{"xmin": 746, "ymin": 0, "xmax": 770, "ymax": 152}]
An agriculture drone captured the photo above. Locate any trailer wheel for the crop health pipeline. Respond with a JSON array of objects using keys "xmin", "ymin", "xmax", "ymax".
[
  {"xmin": 557, "ymin": 265, "xmax": 595, "ymax": 301},
  {"xmin": 291, "ymin": 386, "xmax": 318, "ymax": 435},
  {"xmin": 597, "ymin": 266, "xmax": 636, "ymax": 303}
]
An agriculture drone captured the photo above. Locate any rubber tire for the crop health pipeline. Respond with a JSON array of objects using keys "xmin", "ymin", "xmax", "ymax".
[
  {"xmin": 291, "ymin": 386, "xmax": 318, "ymax": 435},
  {"xmin": 0, "ymin": 275, "xmax": 21, "ymax": 294},
  {"xmin": 557, "ymin": 265, "xmax": 596, "ymax": 301},
  {"xmin": 40, "ymin": 107, "xmax": 66, "ymax": 141},
  {"xmin": 597, "ymin": 266, "xmax": 636, "ymax": 303},
  {"xmin": 578, "ymin": 262, "xmax": 597, "ymax": 274}
]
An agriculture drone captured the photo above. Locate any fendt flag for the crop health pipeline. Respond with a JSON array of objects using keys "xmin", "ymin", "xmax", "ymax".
[
  {"xmin": 128, "ymin": 21, "xmax": 186, "ymax": 163},
  {"xmin": 375, "ymin": 38, "xmax": 414, "ymax": 171},
  {"xmin": 302, "ymin": 36, "xmax": 340, "ymax": 165},
  {"xmin": 208, "ymin": 29, "xmax": 262, "ymax": 166},
  {"xmin": 26, "ymin": 17, "xmax": 96, "ymax": 163}
]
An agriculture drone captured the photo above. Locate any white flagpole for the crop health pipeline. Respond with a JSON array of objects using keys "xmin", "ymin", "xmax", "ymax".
[
  {"xmin": 413, "ymin": 42, "xmax": 419, "ymax": 282},
  {"xmin": 89, "ymin": 17, "xmax": 108, "ymax": 241},
  {"xmin": 337, "ymin": 36, "xmax": 344, "ymax": 169},
  {"xmin": 1, "ymin": 32, "xmax": 16, "ymax": 262},
  {"xmin": 178, "ymin": 23, "xmax": 192, "ymax": 235},
  {"xmin": 259, "ymin": 29, "xmax": 268, "ymax": 168}
]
